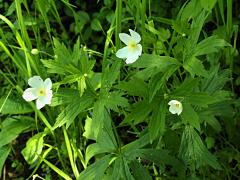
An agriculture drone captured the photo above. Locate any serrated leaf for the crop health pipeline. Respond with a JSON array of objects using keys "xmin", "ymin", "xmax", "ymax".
[
  {"xmin": 185, "ymin": 92, "xmax": 217, "ymax": 107},
  {"xmin": 194, "ymin": 36, "xmax": 229, "ymax": 56},
  {"xmin": 78, "ymin": 154, "xmax": 112, "ymax": 180},
  {"xmin": 51, "ymin": 88, "xmax": 79, "ymax": 107},
  {"xmin": 181, "ymin": 103, "xmax": 200, "ymax": 131},
  {"xmin": 21, "ymin": 132, "xmax": 46, "ymax": 164},
  {"xmin": 53, "ymin": 94, "xmax": 94, "ymax": 129},
  {"xmin": 179, "ymin": 126, "xmax": 221, "ymax": 170},
  {"xmin": 183, "ymin": 56, "xmax": 208, "ymax": 77},
  {"xmin": 149, "ymin": 65, "xmax": 178, "ymax": 101},
  {"xmin": 125, "ymin": 148, "xmax": 185, "ymax": 178},
  {"xmin": 104, "ymin": 91, "xmax": 129, "ymax": 112},
  {"xmin": 149, "ymin": 100, "xmax": 167, "ymax": 143}
]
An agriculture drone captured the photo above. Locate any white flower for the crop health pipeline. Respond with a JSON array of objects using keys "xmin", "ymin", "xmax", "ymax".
[
  {"xmin": 116, "ymin": 29, "xmax": 142, "ymax": 64},
  {"xmin": 168, "ymin": 100, "xmax": 183, "ymax": 115},
  {"xmin": 22, "ymin": 76, "xmax": 53, "ymax": 109}
]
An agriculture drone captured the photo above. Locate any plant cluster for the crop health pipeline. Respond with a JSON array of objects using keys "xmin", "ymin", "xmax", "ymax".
[{"xmin": 0, "ymin": 0, "xmax": 240, "ymax": 179}]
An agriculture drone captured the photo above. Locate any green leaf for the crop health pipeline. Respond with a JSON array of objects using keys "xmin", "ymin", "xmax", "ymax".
[
  {"xmin": 0, "ymin": 145, "xmax": 11, "ymax": 177},
  {"xmin": 200, "ymin": 0, "xmax": 217, "ymax": 11},
  {"xmin": 123, "ymin": 100, "xmax": 152, "ymax": 125},
  {"xmin": 125, "ymin": 148, "xmax": 185, "ymax": 178},
  {"xmin": 185, "ymin": 92, "xmax": 217, "ymax": 107},
  {"xmin": 116, "ymin": 78, "xmax": 148, "ymax": 98},
  {"xmin": 149, "ymin": 100, "xmax": 167, "ymax": 143},
  {"xmin": 0, "ymin": 95, "xmax": 33, "ymax": 114},
  {"xmin": 78, "ymin": 154, "xmax": 113, "ymax": 180},
  {"xmin": 122, "ymin": 133, "xmax": 150, "ymax": 153},
  {"xmin": 179, "ymin": 126, "xmax": 221, "ymax": 170},
  {"xmin": 181, "ymin": 103, "xmax": 200, "ymax": 131},
  {"xmin": 21, "ymin": 132, "xmax": 46, "ymax": 164},
  {"xmin": 112, "ymin": 156, "xmax": 134, "ymax": 180},
  {"xmin": 171, "ymin": 78, "xmax": 199, "ymax": 96},
  {"xmin": 53, "ymin": 94, "xmax": 94, "ymax": 129},
  {"xmin": 104, "ymin": 91, "xmax": 129, "ymax": 112},
  {"xmin": 91, "ymin": 18, "xmax": 102, "ymax": 31},
  {"xmin": 83, "ymin": 116, "xmax": 95, "ymax": 140},
  {"xmin": 149, "ymin": 65, "xmax": 178, "ymax": 101},
  {"xmin": 101, "ymin": 61, "xmax": 121, "ymax": 90},
  {"xmin": 130, "ymin": 160, "xmax": 152, "ymax": 180},
  {"xmin": 85, "ymin": 106, "xmax": 117, "ymax": 163},
  {"xmin": 194, "ymin": 36, "xmax": 229, "ymax": 56},
  {"xmin": 183, "ymin": 56, "xmax": 208, "ymax": 77},
  {"xmin": 51, "ymin": 88, "xmax": 79, "ymax": 107},
  {"xmin": 0, "ymin": 116, "xmax": 35, "ymax": 148},
  {"xmin": 131, "ymin": 54, "xmax": 179, "ymax": 69}
]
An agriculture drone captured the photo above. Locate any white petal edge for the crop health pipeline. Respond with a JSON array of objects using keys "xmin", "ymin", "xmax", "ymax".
[
  {"xmin": 44, "ymin": 89, "xmax": 53, "ymax": 104},
  {"xmin": 136, "ymin": 44, "xmax": 142, "ymax": 56},
  {"xmin": 125, "ymin": 54, "xmax": 139, "ymax": 64},
  {"xmin": 22, "ymin": 88, "xmax": 38, "ymax": 101},
  {"xmin": 129, "ymin": 29, "xmax": 141, "ymax": 43},
  {"xmin": 116, "ymin": 46, "xmax": 129, "ymax": 59},
  {"xmin": 168, "ymin": 100, "xmax": 180, "ymax": 106},
  {"xmin": 28, "ymin": 76, "xmax": 44, "ymax": 88},
  {"xmin": 119, "ymin": 33, "xmax": 131, "ymax": 45},
  {"xmin": 36, "ymin": 97, "xmax": 46, "ymax": 109},
  {"xmin": 44, "ymin": 78, "xmax": 52, "ymax": 90}
]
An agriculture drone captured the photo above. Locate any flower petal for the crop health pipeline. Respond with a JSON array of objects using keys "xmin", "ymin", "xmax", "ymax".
[
  {"xmin": 119, "ymin": 33, "xmax": 131, "ymax": 45},
  {"xmin": 28, "ymin": 76, "xmax": 43, "ymax": 88},
  {"xmin": 36, "ymin": 97, "xmax": 46, "ymax": 109},
  {"xmin": 168, "ymin": 100, "xmax": 179, "ymax": 106},
  {"xmin": 136, "ymin": 44, "xmax": 142, "ymax": 56},
  {"xmin": 22, "ymin": 88, "xmax": 38, "ymax": 101},
  {"xmin": 129, "ymin": 29, "xmax": 141, "ymax": 43},
  {"xmin": 44, "ymin": 78, "xmax": 52, "ymax": 90},
  {"xmin": 44, "ymin": 89, "xmax": 53, "ymax": 104},
  {"xmin": 125, "ymin": 54, "xmax": 139, "ymax": 64},
  {"xmin": 116, "ymin": 46, "xmax": 129, "ymax": 59}
]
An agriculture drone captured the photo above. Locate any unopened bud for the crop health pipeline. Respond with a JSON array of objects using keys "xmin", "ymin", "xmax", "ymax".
[{"xmin": 31, "ymin": 48, "xmax": 39, "ymax": 55}]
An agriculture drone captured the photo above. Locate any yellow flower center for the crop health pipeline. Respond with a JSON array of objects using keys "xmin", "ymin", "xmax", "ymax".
[
  {"xmin": 38, "ymin": 88, "xmax": 46, "ymax": 96},
  {"xmin": 128, "ymin": 41, "xmax": 137, "ymax": 51}
]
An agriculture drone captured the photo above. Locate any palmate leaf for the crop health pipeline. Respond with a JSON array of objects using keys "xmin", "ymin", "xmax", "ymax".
[{"xmin": 179, "ymin": 125, "xmax": 221, "ymax": 170}]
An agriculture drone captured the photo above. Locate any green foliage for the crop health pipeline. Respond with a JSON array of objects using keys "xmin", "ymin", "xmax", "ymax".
[{"xmin": 0, "ymin": 0, "xmax": 239, "ymax": 179}]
